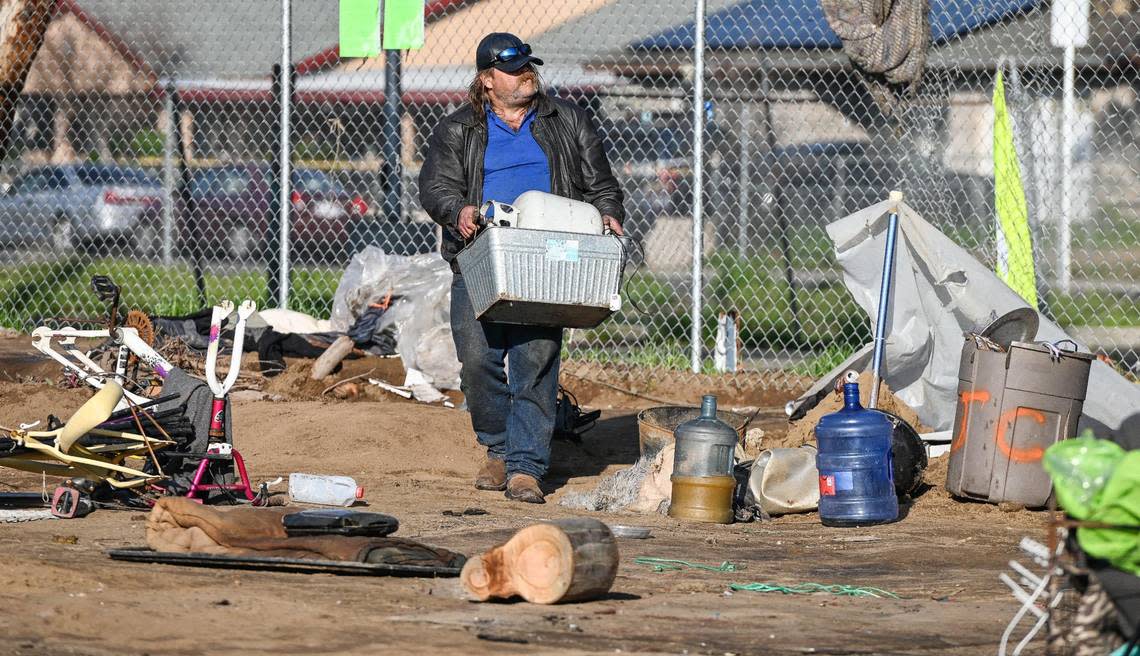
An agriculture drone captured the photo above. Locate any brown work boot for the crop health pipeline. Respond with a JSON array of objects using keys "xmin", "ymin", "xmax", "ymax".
[
  {"xmin": 505, "ymin": 474, "xmax": 545, "ymax": 504},
  {"xmin": 474, "ymin": 457, "xmax": 507, "ymax": 491}
]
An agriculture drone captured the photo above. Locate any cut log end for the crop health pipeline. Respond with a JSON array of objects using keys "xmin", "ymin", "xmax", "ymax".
[
  {"xmin": 461, "ymin": 519, "xmax": 618, "ymax": 605},
  {"xmin": 459, "ymin": 554, "xmax": 493, "ymax": 601}
]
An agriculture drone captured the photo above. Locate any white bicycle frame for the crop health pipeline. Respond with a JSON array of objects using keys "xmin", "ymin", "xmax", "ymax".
[
  {"xmin": 203, "ymin": 299, "xmax": 256, "ymax": 441},
  {"xmin": 31, "ymin": 326, "xmax": 176, "ymax": 411}
]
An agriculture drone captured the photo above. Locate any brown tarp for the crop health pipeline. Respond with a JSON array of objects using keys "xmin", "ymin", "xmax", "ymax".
[{"xmin": 146, "ymin": 497, "xmax": 465, "ymax": 568}]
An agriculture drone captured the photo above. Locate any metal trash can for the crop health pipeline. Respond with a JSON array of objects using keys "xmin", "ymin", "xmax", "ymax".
[
  {"xmin": 945, "ymin": 339, "xmax": 1094, "ymax": 507},
  {"xmin": 456, "ymin": 225, "xmax": 627, "ymax": 328}
]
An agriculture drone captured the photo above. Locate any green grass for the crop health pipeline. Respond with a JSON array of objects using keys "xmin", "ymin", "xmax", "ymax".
[
  {"xmin": 580, "ymin": 254, "xmax": 871, "ymax": 362},
  {"xmin": 567, "ymin": 342, "xmax": 691, "ymax": 370},
  {"xmin": 792, "ymin": 342, "xmax": 860, "ymax": 378},
  {"xmin": 0, "ymin": 257, "xmax": 339, "ymax": 328},
  {"xmin": 5, "ymin": 248, "xmax": 1137, "ymax": 376},
  {"xmin": 1048, "ymin": 291, "xmax": 1140, "ymax": 328},
  {"xmin": 1073, "ymin": 205, "xmax": 1140, "ymax": 250},
  {"xmin": 566, "ymin": 341, "xmax": 729, "ymax": 375}
]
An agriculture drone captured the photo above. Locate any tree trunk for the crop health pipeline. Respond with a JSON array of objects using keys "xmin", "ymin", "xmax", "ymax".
[
  {"xmin": 461, "ymin": 518, "xmax": 619, "ymax": 604},
  {"xmin": 0, "ymin": 0, "xmax": 54, "ymax": 153}
]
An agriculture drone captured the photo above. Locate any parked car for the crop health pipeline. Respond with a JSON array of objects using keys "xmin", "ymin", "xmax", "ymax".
[
  {"xmin": 136, "ymin": 164, "xmax": 369, "ymax": 262},
  {"xmin": 0, "ymin": 164, "xmax": 160, "ymax": 252},
  {"xmin": 601, "ymin": 117, "xmax": 693, "ymax": 245}
]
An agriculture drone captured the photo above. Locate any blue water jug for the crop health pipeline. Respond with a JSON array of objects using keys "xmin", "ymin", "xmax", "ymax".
[{"xmin": 814, "ymin": 381, "xmax": 899, "ymax": 527}]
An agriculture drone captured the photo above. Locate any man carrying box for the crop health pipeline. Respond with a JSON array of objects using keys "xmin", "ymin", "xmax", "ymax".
[{"xmin": 418, "ymin": 32, "xmax": 624, "ymax": 504}]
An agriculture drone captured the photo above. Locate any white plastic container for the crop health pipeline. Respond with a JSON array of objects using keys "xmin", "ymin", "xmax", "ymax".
[
  {"xmin": 496, "ymin": 191, "xmax": 605, "ymax": 235},
  {"xmin": 288, "ymin": 473, "xmax": 364, "ymax": 507}
]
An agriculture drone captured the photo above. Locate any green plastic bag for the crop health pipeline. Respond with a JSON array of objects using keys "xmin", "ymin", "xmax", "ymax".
[
  {"xmin": 1043, "ymin": 434, "xmax": 1125, "ymax": 519},
  {"xmin": 1079, "ymin": 450, "xmax": 1140, "ymax": 576}
]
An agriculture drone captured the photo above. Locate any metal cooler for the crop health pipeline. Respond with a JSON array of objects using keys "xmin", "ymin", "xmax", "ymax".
[{"xmin": 456, "ymin": 225, "xmax": 626, "ymax": 328}]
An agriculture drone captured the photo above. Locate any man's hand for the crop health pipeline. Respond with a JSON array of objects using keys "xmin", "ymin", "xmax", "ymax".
[
  {"xmin": 457, "ymin": 205, "xmax": 479, "ymax": 239},
  {"xmin": 602, "ymin": 215, "xmax": 623, "ymax": 236}
]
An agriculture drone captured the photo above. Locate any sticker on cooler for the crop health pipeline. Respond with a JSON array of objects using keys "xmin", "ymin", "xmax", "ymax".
[
  {"xmin": 819, "ymin": 471, "xmax": 855, "ymax": 496},
  {"xmin": 545, "ymin": 239, "xmax": 580, "ymax": 263}
]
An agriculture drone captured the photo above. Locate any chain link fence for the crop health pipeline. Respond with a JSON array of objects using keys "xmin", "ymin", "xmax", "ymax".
[{"xmin": 0, "ymin": 0, "xmax": 1137, "ymax": 392}]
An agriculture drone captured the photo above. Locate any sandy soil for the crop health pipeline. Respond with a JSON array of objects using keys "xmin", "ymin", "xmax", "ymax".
[
  {"xmin": 783, "ymin": 371, "xmax": 932, "ymax": 449},
  {"xmin": 0, "ymin": 335, "xmax": 1053, "ymax": 655}
]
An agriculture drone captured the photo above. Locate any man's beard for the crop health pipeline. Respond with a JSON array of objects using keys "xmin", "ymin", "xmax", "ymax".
[{"xmin": 502, "ymin": 72, "xmax": 539, "ymax": 107}]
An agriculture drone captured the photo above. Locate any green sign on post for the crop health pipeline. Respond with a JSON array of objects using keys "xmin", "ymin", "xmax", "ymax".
[
  {"xmin": 339, "ymin": 0, "xmax": 381, "ymax": 58},
  {"xmin": 383, "ymin": 0, "xmax": 425, "ymax": 50}
]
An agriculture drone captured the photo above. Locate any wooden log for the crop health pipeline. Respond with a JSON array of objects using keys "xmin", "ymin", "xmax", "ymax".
[
  {"xmin": 310, "ymin": 335, "xmax": 354, "ymax": 380},
  {"xmin": 460, "ymin": 518, "xmax": 618, "ymax": 604}
]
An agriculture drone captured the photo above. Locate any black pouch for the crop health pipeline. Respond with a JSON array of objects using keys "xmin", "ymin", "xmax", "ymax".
[{"xmin": 282, "ymin": 509, "xmax": 399, "ymax": 537}]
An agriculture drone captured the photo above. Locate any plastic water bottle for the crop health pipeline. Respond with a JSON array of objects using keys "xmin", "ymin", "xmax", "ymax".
[
  {"xmin": 288, "ymin": 473, "xmax": 364, "ymax": 507},
  {"xmin": 814, "ymin": 381, "xmax": 898, "ymax": 527}
]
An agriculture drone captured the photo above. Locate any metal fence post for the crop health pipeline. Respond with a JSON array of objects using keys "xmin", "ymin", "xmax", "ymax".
[
  {"xmin": 736, "ymin": 102, "xmax": 751, "ymax": 258},
  {"xmin": 690, "ymin": 0, "xmax": 706, "ymax": 374},
  {"xmin": 278, "ymin": 0, "xmax": 293, "ymax": 309},
  {"xmin": 161, "ymin": 80, "xmax": 176, "ymax": 265},
  {"xmin": 1059, "ymin": 44, "xmax": 1075, "ymax": 296},
  {"xmin": 383, "ymin": 48, "xmax": 403, "ymax": 223}
]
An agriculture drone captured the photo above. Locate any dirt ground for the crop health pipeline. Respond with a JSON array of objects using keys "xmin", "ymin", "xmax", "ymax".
[{"xmin": 0, "ymin": 334, "xmax": 1052, "ymax": 655}]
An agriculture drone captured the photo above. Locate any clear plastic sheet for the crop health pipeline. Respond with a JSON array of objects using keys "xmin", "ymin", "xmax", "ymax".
[{"xmin": 331, "ymin": 247, "xmax": 459, "ymax": 390}]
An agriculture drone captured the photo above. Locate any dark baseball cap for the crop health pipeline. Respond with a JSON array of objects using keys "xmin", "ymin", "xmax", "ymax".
[{"xmin": 476, "ymin": 32, "xmax": 544, "ymax": 73}]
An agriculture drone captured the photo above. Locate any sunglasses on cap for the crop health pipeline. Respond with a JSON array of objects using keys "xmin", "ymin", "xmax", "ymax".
[{"xmin": 492, "ymin": 43, "xmax": 533, "ymax": 65}]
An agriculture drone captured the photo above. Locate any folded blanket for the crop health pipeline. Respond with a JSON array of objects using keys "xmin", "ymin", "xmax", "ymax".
[{"xmin": 147, "ymin": 497, "xmax": 465, "ymax": 568}]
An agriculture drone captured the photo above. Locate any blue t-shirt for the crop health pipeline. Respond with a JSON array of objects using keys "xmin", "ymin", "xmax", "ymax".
[{"xmin": 481, "ymin": 107, "xmax": 551, "ymax": 208}]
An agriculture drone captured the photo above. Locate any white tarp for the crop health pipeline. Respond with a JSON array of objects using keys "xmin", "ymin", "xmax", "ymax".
[{"xmin": 826, "ymin": 199, "xmax": 1140, "ymax": 448}]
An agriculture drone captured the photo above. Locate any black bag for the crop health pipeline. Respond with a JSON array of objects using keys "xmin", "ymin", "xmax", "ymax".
[{"xmin": 282, "ymin": 509, "xmax": 399, "ymax": 537}]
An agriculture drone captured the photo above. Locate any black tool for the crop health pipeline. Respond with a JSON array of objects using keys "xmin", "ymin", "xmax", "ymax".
[
  {"xmin": 0, "ymin": 492, "xmax": 49, "ymax": 508},
  {"xmin": 282, "ymin": 509, "xmax": 399, "ymax": 537},
  {"xmin": 553, "ymin": 386, "xmax": 600, "ymax": 442}
]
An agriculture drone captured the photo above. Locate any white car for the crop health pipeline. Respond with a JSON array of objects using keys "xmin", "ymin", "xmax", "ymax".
[{"xmin": 0, "ymin": 164, "xmax": 160, "ymax": 253}]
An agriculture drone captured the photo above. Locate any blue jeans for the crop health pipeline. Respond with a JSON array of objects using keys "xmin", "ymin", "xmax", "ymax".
[{"xmin": 450, "ymin": 274, "xmax": 563, "ymax": 481}]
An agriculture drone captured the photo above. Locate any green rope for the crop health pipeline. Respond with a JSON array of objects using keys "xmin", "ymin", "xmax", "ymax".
[
  {"xmin": 632, "ymin": 557, "xmax": 740, "ymax": 573},
  {"xmin": 630, "ymin": 558, "xmax": 899, "ymax": 599},
  {"xmin": 729, "ymin": 582, "xmax": 900, "ymax": 599}
]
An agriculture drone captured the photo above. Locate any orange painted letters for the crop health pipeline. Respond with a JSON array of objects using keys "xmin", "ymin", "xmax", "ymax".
[
  {"xmin": 995, "ymin": 407, "xmax": 1047, "ymax": 463},
  {"xmin": 950, "ymin": 390, "xmax": 991, "ymax": 453}
]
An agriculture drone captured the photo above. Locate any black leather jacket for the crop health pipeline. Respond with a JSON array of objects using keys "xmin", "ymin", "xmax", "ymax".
[{"xmin": 418, "ymin": 95, "xmax": 625, "ymax": 270}]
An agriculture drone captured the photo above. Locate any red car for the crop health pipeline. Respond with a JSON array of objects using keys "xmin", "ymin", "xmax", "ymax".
[{"xmin": 137, "ymin": 164, "xmax": 369, "ymax": 262}]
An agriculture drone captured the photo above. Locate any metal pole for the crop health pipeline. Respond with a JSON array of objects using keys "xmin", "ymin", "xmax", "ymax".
[
  {"xmin": 736, "ymin": 103, "xmax": 751, "ymax": 258},
  {"xmin": 690, "ymin": 0, "xmax": 706, "ymax": 374},
  {"xmin": 760, "ymin": 64, "xmax": 803, "ymax": 348},
  {"xmin": 161, "ymin": 80, "xmax": 176, "ymax": 265},
  {"xmin": 266, "ymin": 65, "xmax": 284, "ymax": 305},
  {"xmin": 383, "ymin": 48, "xmax": 403, "ymax": 223},
  {"xmin": 278, "ymin": 0, "xmax": 292, "ymax": 309},
  {"xmin": 869, "ymin": 191, "xmax": 904, "ymax": 410},
  {"xmin": 1058, "ymin": 45, "xmax": 1074, "ymax": 296}
]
